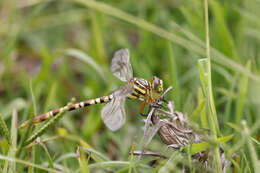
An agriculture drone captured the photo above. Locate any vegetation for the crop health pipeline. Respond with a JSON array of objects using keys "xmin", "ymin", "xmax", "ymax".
[{"xmin": 0, "ymin": 0, "xmax": 259, "ymax": 172}]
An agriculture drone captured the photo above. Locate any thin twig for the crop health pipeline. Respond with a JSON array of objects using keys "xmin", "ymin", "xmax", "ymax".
[{"xmin": 130, "ymin": 150, "xmax": 167, "ymax": 159}]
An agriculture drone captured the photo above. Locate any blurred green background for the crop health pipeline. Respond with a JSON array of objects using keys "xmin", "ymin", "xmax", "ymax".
[{"xmin": 0, "ymin": 0, "xmax": 259, "ymax": 172}]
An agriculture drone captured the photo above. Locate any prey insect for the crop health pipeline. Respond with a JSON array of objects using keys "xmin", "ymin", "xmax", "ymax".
[{"xmin": 20, "ymin": 49, "xmax": 164, "ymax": 131}]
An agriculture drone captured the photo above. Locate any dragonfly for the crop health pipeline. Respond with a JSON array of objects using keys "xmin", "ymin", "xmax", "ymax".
[{"xmin": 20, "ymin": 49, "xmax": 164, "ymax": 131}]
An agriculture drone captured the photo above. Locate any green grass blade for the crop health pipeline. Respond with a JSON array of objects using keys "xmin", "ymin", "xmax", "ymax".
[
  {"xmin": 40, "ymin": 142, "xmax": 55, "ymax": 169},
  {"xmin": 235, "ymin": 61, "xmax": 251, "ymax": 125},
  {"xmin": 82, "ymin": 147, "xmax": 110, "ymax": 162},
  {"xmin": 190, "ymin": 89, "xmax": 206, "ymax": 124},
  {"xmin": 0, "ymin": 154, "xmax": 62, "ymax": 173},
  {"xmin": 43, "ymin": 82, "xmax": 58, "ymax": 113},
  {"xmin": 183, "ymin": 135, "xmax": 233, "ymax": 155},
  {"xmin": 233, "ymin": 61, "xmax": 250, "ymax": 144},
  {"xmin": 128, "ymin": 140, "xmax": 136, "ymax": 173},
  {"xmin": 77, "ymin": 147, "xmax": 90, "ymax": 173},
  {"xmin": 202, "ymin": 1, "xmax": 222, "ymax": 172},
  {"xmin": 167, "ymin": 42, "xmax": 181, "ymax": 109},
  {"xmin": 198, "ymin": 88, "xmax": 208, "ymax": 128},
  {"xmin": 241, "ymin": 121, "xmax": 260, "ymax": 172},
  {"xmin": 10, "ymin": 109, "xmax": 18, "ymax": 172},
  {"xmin": 88, "ymin": 161, "xmax": 130, "ymax": 169},
  {"xmin": 170, "ymin": 21, "xmax": 205, "ymax": 47},
  {"xmin": 198, "ymin": 59, "xmax": 220, "ymax": 135},
  {"xmin": 30, "ymin": 80, "xmax": 37, "ymax": 116},
  {"xmin": 4, "ymin": 108, "xmax": 18, "ymax": 172},
  {"xmin": 65, "ymin": 48, "xmax": 107, "ymax": 82},
  {"xmin": 0, "ymin": 113, "xmax": 11, "ymax": 144},
  {"xmin": 54, "ymin": 153, "xmax": 77, "ymax": 163},
  {"xmin": 116, "ymin": 158, "xmax": 155, "ymax": 173},
  {"xmin": 158, "ymin": 151, "xmax": 183, "ymax": 173},
  {"xmin": 90, "ymin": 11, "xmax": 107, "ymax": 64},
  {"xmin": 187, "ymin": 139, "xmax": 194, "ymax": 173},
  {"xmin": 88, "ymin": 161, "xmax": 151, "ymax": 170}
]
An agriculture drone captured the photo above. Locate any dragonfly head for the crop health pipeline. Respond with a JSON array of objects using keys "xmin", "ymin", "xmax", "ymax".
[{"xmin": 151, "ymin": 76, "xmax": 163, "ymax": 94}]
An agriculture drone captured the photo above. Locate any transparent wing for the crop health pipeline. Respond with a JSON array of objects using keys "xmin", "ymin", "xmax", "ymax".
[
  {"xmin": 110, "ymin": 49, "xmax": 133, "ymax": 82},
  {"xmin": 101, "ymin": 97, "xmax": 126, "ymax": 131},
  {"xmin": 101, "ymin": 83, "xmax": 134, "ymax": 131}
]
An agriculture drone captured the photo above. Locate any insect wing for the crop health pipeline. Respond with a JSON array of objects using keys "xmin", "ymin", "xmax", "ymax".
[
  {"xmin": 101, "ymin": 83, "xmax": 134, "ymax": 131},
  {"xmin": 110, "ymin": 49, "xmax": 133, "ymax": 82},
  {"xmin": 101, "ymin": 97, "xmax": 126, "ymax": 131}
]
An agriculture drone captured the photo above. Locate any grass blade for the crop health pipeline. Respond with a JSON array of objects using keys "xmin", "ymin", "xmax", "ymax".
[
  {"xmin": 167, "ymin": 42, "xmax": 181, "ymax": 109},
  {"xmin": 183, "ymin": 135, "xmax": 233, "ymax": 155},
  {"xmin": 201, "ymin": 1, "xmax": 222, "ymax": 172},
  {"xmin": 88, "ymin": 161, "xmax": 150, "ymax": 170},
  {"xmin": 77, "ymin": 147, "xmax": 90, "ymax": 173},
  {"xmin": 82, "ymin": 147, "xmax": 110, "ymax": 162},
  {"xmin": 65, "ymin": 48, "xmax": 106, "ymax": 82},
  {"xmin": 0, "ymin": 113, "xmax": 11, "ymax": 144},
  {"xmin": 198, "ymin": 59, "xmax": 220, "ymax": 136},
  {"xmin": 241, "ymin": 121, "xmax": 260, "ymax": 172},
  {"xmin": 90, "ymin": 10, "xmax": 107, "ymax": 64},
  {"xmin": 10, "ymin": 108, "xmax": 18, "ymax": 172},
  {"xmin": 40, "ymin": 141, "xmax": 55, "ymax": 169},
  {"xmin": 235, "ymin": 61, "xmax": 251, "ymax": 125},
  {"xmin": 0, "ymin": 154, "xmax": 62, "ymax": 173},
  {"xmin": 198, "ymin": 88, "xmax": 208, "ymax": 128}
]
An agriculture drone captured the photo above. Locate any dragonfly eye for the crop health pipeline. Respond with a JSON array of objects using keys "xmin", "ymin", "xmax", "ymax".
[{"xmin": 152, "ymin": 76, "xmax": 163, "ymax": 93}]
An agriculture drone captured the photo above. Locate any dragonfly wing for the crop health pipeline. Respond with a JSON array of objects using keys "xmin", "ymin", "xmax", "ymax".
[
  {"xmin": 101, "ymin": 83, "xmax": 134, "ymax": 131},
  {"xmin": 110, "ymin": 49, "xmax": 133, "ymax": 82},
  {"xmin": 101, "ymin": 97, "xmax": 126, "ymax": 131}
]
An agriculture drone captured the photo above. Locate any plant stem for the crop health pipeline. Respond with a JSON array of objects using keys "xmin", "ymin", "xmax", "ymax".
[{"xmin": 204, "ymin": 0, "xmax": 222, "ymax": 172}]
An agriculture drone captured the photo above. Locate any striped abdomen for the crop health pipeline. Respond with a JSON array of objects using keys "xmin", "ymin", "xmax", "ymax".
[
  {"xmin": 128, "ymin": 78, "xmax": 150, "ymax": 100},
  {"xmin": 19, "ymin": 95, "xmax": 114, "ymax": 128}
]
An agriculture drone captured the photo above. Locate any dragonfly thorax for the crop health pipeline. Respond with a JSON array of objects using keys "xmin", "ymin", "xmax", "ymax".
[
  {"xmin": 127, "ymin": 76, "xmax": 164, "ymax": 101},
  {"xmin": 127, "ymin": 77, "xmax": 151, "ymax": 100}
]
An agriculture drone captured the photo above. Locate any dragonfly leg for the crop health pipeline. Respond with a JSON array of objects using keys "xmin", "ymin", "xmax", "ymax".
[
  {"xmin": 139, "ymin": 99, "xmax": 147, "ymax": 116},
  {"xmin": 140, "ymin": 97, "xmax": 154, "ymax": 116}
]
